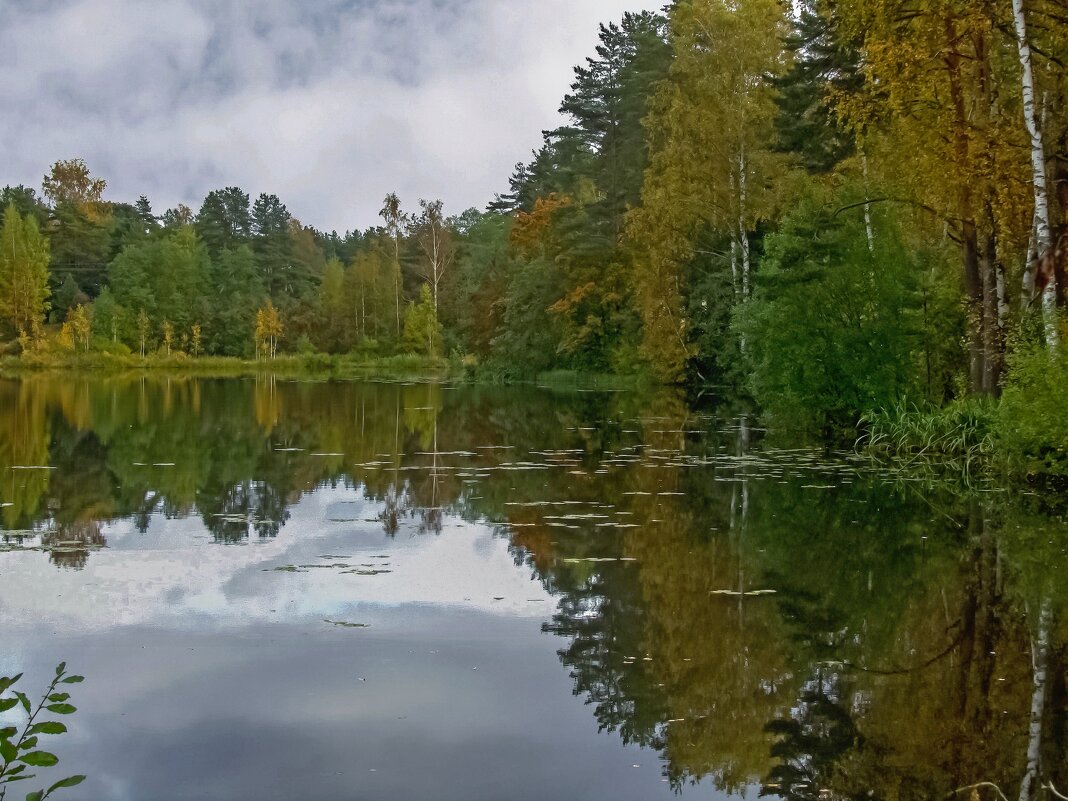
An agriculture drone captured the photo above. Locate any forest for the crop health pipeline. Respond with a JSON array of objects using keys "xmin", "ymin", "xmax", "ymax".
[{"xmin": 1, "ymin": 0, "xmax": 1067, "ymax": 452}]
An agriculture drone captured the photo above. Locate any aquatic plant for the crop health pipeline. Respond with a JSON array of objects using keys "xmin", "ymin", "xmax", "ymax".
[
  {"xmin": 858, "ymin": 398, "xmax": 997, "ymax": 473},
  {"xmin": 0, "ymin": 664, "xmax": 84, "ymax": 801}
]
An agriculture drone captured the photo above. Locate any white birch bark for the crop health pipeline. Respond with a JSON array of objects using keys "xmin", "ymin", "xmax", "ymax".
[
  {"xmin": 1023, "ymin": 227, "xmax": 1038, "ymax": 309},
  {"xmin": 1019, "ymin": 598, "xmax": 1052, "ymax": 801},
  {"xmin": 729, "ymin": 171, "xmax": 740, "ymax": 300},
  {"xmin": 738, "ymin": 147, "xmax": 751, "ymax": 300},
  {"xmin": 1012, "ymin": 0, "xmax": 1057, "ymax": 347},
  {"xmin": 861, "ymin": 151, "xmax": 875, "ymax": 253}
]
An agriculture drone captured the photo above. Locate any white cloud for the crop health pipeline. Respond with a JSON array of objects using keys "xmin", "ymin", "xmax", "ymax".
[{"xmin": 0, "ymin": 0, "xmax": 662, "ymax": 231}]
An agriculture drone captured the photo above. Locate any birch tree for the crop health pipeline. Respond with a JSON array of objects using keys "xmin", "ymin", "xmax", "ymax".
[
  {"xmin": 379, "ymin": 193, "xmax": 406, "ymax": 338},
  {"xmin": 628, "ymin": 0, "xmax": 787, "ymax": 380},
  {"xmin": 1012, "ymin": 0, "xmax": 1058, "ymax": 346},
  {"xmin": 0, "ymin": 203, "xmax": 51, "ymax": 336},
  {"xmin": 835, "ymin": 0, "xmax": 1027, "ymax": 394},
  {"xmin": 413, "ymin": 199, "xmax": 456, "ymax": 315}
]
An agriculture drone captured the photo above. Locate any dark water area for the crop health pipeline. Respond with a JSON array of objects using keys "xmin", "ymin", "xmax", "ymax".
[{"xmin": 1, "ymin": 375, "xmax": 1066, "ymax": 801}]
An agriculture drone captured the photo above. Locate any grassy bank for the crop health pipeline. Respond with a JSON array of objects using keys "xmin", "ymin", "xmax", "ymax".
[
  {"xmin": 0, "ymin": 351, "xmax": 658, "ymax": 391},
  {"xmin": 0, "ymin": 351, "xmax": 453, "ymax": 381},
  {"xmin": 858, "ymin": 341, "xmax": 1068, "ymax": 481}
]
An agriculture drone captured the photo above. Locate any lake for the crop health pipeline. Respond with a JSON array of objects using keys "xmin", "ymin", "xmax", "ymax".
[{"xmin": 0, "ymin": 375, "xmax": 1065, "ymax": 801}]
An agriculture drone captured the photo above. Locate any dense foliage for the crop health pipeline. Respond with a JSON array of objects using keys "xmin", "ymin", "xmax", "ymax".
[{"xmin": 3, "ymin": 0, "xmax": 1068, "ymax": 446}]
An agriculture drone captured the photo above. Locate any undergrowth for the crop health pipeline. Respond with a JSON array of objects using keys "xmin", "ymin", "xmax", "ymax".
[{"xmin": 858, "ymin": 398, "xmax": 998, "ymax": 475}]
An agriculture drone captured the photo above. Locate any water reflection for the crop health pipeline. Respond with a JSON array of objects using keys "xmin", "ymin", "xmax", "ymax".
[{"xmin": 0, "ymin": 375, "xmax": 1066, "ymax": 800}]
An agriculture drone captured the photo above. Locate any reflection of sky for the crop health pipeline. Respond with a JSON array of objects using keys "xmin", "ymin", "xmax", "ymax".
[
  {"xmin": 0, "ymin": 483, "xmax": 728, "ymax": 801},
  {"xmin": 6, "ymin": 617, "xmax": 726, "ymax": 801},
  {"xmin": 0, "ymin": 485, "xmax": 554, "ymax": 635}
]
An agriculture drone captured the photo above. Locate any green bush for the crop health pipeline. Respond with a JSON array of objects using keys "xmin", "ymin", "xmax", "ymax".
[
  {"xmin": 997, "ymin": 332, "xmax": 1068, "ymax": 476},
  {"xmin": 735, "ymin": 184, "xmax": 952, "ymax": 432}
]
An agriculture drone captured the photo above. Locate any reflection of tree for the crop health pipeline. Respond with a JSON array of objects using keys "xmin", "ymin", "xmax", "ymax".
[
  {"xmin": 42, "ymin": 520, "xmax": 106, "ymax": 570},
  {"xmin": 545, "ymin": 563, "xmax": 668, "ymax": 749},
  {"xmin": 5, "ymin": 373, "xmax": 1068, "ymax": 801},
  {"xmin": 762, "ymin": 671, "xmax": 862, "ymax": 801},
  {"xmin": 201, "ymin": 481, "xmax": 289, "ymax": 542},
  {"xmin": 0, "ymin": 380, "xmax": 52, "ymax": 530}
]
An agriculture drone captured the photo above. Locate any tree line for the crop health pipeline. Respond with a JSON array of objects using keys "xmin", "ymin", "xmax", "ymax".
[{"xmin": 2, "ymin": 0, "xmax": 1067, "ymax": 431}]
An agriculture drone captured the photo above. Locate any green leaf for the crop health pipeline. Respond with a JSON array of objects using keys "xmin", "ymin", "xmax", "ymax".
[
  {"xmin": 26, "ymin": 724, "xmax": 65, "ymax": 737},
  {"xmin": 43, "ymin": 705, "xmax": 75, "ymax": 716},
  {"xmin": 53, "ymin": 664, "xmax": 66, "ymax": 677},
  {"xmin": 18, "ymin": 738, "xmax": 37, "ymax": 752},
  {"xmin": 0, "ymin": 726, "xmax": 18, "ymax": 739},
  {"xmin": 19, "ymin": 752, "xmax": 58, "ymax": 768},
  {"xmin": 15, "ymin": 693, "xmax": 31, "ymax": 714},
  {"xmin": 0, "ymin": 699, "xmax": 18, "ymax": 713},
  {"xmin": 47, "ymin": 776, "xmax": 85, "ymax": 794},
  {"xmin": 45, "ymin": 694, "xmax": 68, "ymax": 704},
  {"xmin": 0, "ymin": 675, "xmax": 23, "ymax": 694},
  {"xmin": 26, "ymin": 790, "xmax": 43, "ymax": 801},
  {"xmin": 59, "ymin": 677, "xmax": 83, "ymax": 685},
  {"xmin": 0, "ymin": 738, "xmax": 18, "ymax": 763}
]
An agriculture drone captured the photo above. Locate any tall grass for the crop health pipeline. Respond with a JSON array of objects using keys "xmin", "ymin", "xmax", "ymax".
[{"xmin": 858, "ymin": 398, "xmax": 997, "ymax": 474}]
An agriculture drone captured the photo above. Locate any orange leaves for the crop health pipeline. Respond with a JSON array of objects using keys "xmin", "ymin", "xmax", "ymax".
[
  {"xmin": 510, "ymin": 194, "xmax": 572, "ymax": 259},
  {"xmin": 548, "ymin": 281, "xmax": 597, "ymax": 315}
]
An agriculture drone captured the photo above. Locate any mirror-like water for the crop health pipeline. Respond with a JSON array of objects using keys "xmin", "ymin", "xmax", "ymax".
[{"xmin": 1, "ymin": 376, "xmax": 1066, "ymax": 801}]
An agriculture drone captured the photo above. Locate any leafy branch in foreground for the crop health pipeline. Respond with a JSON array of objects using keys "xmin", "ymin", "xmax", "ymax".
[{"xmin": 0, "ymin": 663, "xmax": 85, "ymax": 801}]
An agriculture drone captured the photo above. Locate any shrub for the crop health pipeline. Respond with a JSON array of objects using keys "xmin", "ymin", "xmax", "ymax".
[
  {"xmin": 997, "ymin": 333, "xmax": 1068, "ymax": 476},
  {"xmin": 735, "ymin": 184, "xmax": 955, "ymax": 432}
]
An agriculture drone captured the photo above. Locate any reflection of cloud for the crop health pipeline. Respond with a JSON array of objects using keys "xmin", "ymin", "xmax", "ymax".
[
  {"xmin": 0, "ymin": 486, "xmax": 553, "ymax": 633},
  {"xmin": 0, "ymin": 0, "xmax": 659, "ymax": 230}
]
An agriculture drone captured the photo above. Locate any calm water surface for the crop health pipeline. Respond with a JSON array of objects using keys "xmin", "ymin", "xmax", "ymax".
[{"xmin": 1, "ymin": 376, "xmax": 1066, "ymax": 801}]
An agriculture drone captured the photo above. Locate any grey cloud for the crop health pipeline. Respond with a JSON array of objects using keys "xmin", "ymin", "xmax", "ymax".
[{"xmin": 2, "ymin": 0, "xmax": 660, "ymax": 231}]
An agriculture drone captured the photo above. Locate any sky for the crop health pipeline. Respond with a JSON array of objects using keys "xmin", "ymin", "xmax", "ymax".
[{"xmin": 1, "ymin": 0, "xmax": 662, "ymax": 233}]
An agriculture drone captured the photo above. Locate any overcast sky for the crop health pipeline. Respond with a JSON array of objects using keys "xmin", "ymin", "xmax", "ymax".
[{"xmin": 1, "ymin": 0, "xmax": 662, "ymax": 232}]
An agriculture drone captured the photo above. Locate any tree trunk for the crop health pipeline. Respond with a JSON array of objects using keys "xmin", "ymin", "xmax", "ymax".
[
  {"xmin": 862, "ymin": 151, "xmax": 875, "ymax": 253},
  {"xmin": 963, "ymin": 220, "xmax": 986, "ymax": 393},
  {"xmin": 980, "ymin": 212, "xmax": 1003, "ymax": 394},
  {"xmin": 729, "ymin": 171, "xmax": 739, "ymax": 301},
  {"xmin": 738, "ymin": 147, "xmax": 751, "ymax": 301},
  {"xmin": 394, "ymin": 238, "xmax": 402, "ymax": 339},
  {"xmin": 1020, "ymin": 598, "xmax": 1052, "ymax": 801},
  {"xmin": 1013, "ymin": 0, "xmax": 1058, "ymax": 345},
  {"xmin": 1013, "ymin": 0, "xmax": 1052, "ymax": 252}
]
